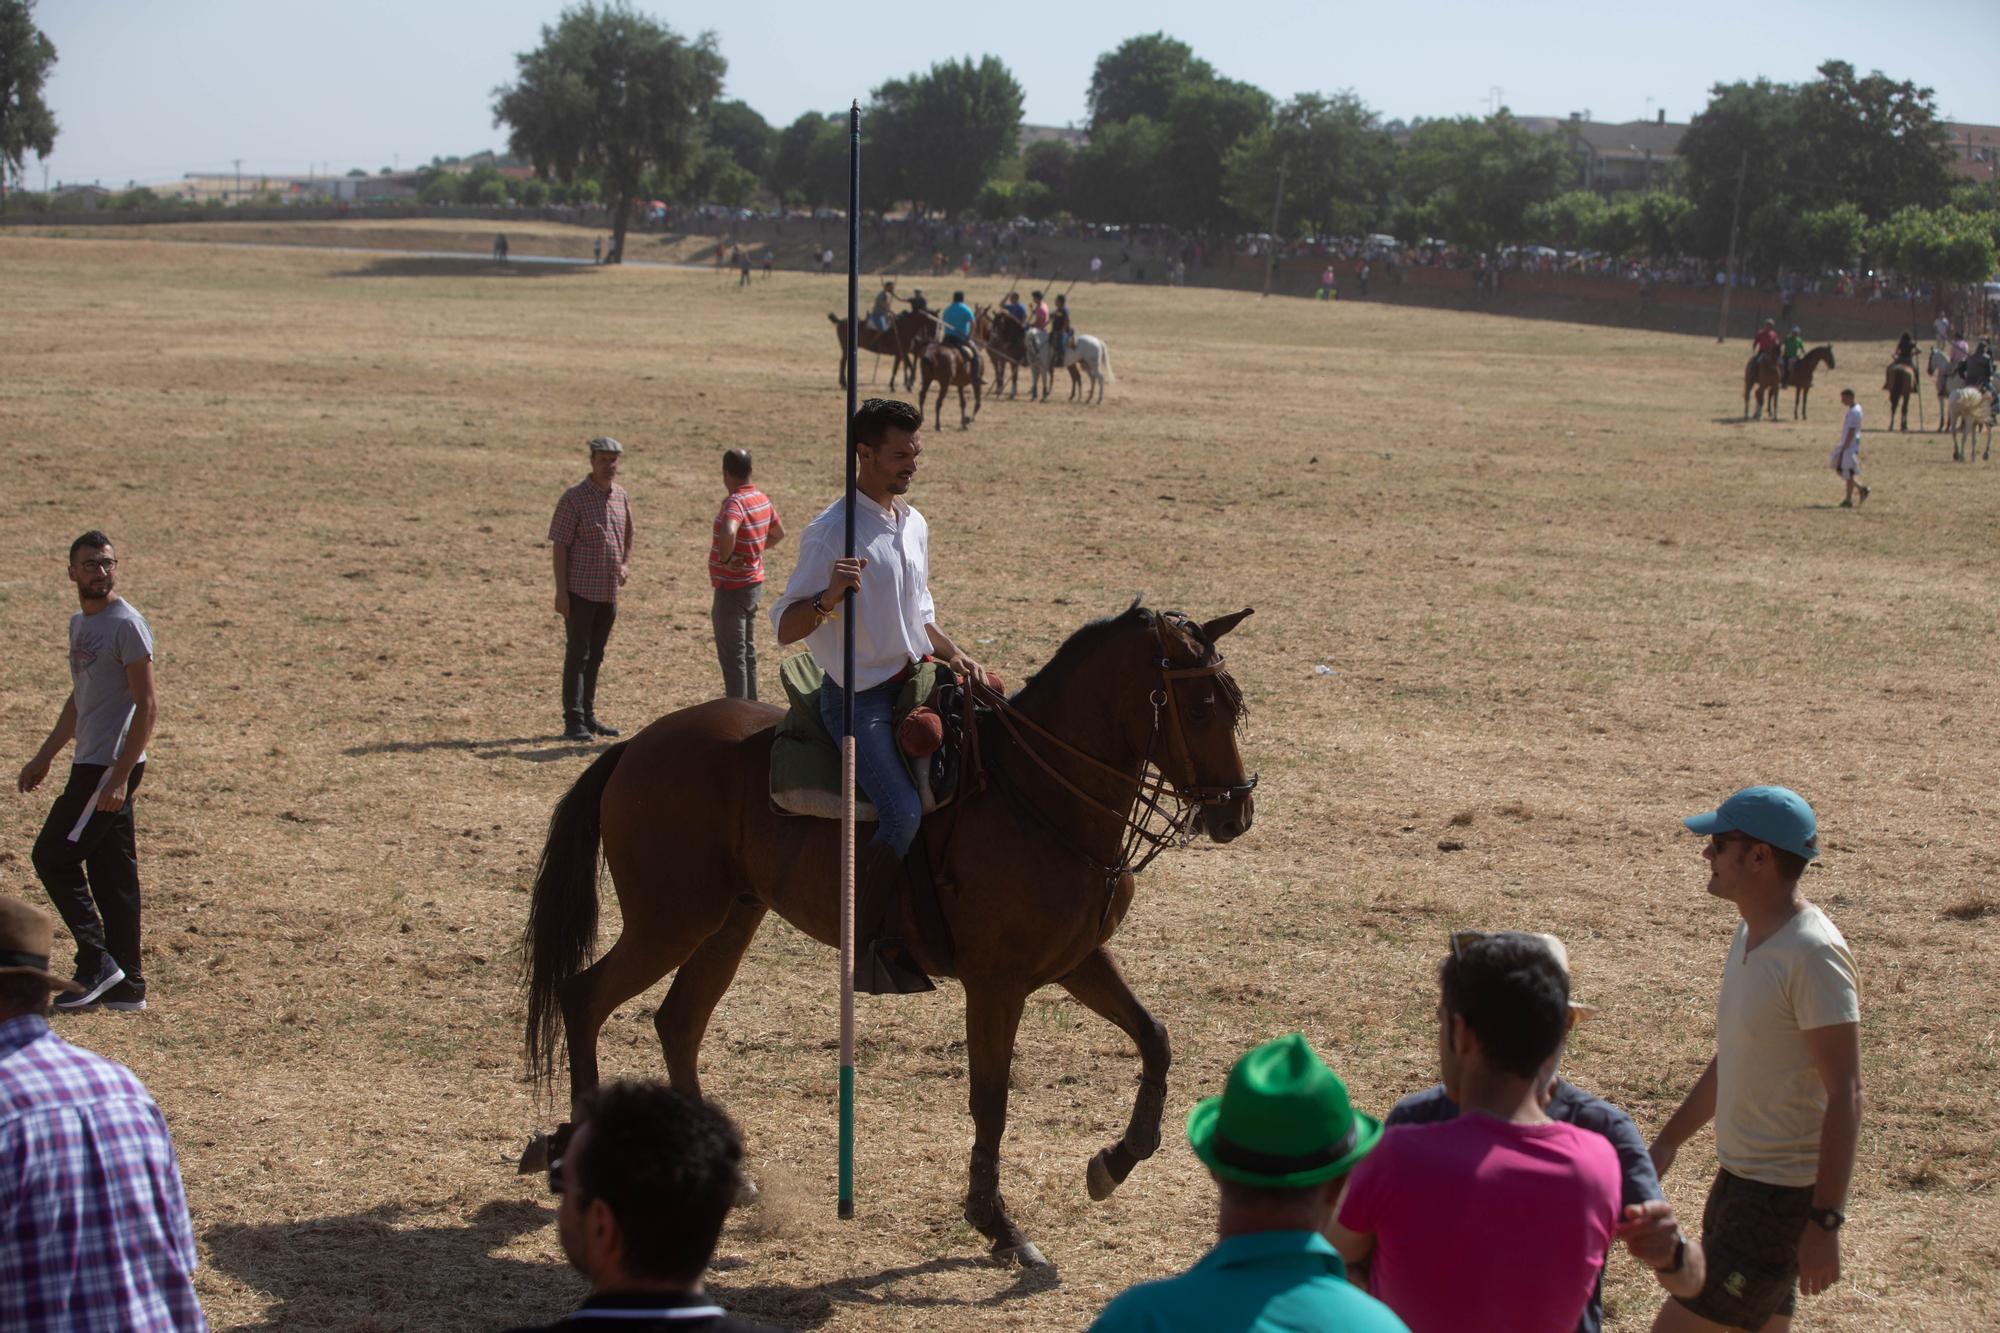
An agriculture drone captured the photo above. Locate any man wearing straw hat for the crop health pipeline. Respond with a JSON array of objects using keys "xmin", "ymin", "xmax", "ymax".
[
  {"xmin": 0, "ymin": 896, "xmax": 205, "ymax": 1329},
  {"xmin": 1382, "ymin": 932, "xmax": 1705, "ymax": 1332},
  {"xmin": 1090, "ymin": 1033, "xmax": 1407, "ymax": 1331}
]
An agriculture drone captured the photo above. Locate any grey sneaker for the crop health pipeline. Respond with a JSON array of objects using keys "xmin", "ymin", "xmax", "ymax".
[{"xmin": 53, "ymin": 957, "xmax": 126, "ymax": 1013}]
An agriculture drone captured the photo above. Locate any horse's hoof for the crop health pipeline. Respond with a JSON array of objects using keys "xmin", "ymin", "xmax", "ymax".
[
  {"xmin": 995, "ymin": 1241, "xmax": 1051, "ymax": 1269},
  {"xmin": 1087, "ymin": 1151, "xmax": 1118, "ymax": 1202},
  {"xmin": 732, "ymin": 1177, "xmax": 760, "ymax": 1209}
]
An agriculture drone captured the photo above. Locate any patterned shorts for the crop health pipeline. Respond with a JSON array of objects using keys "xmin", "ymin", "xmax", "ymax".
[{"xmin": 1679, "ymin": 1168, "xmax": 1814, "ymax": 1329}]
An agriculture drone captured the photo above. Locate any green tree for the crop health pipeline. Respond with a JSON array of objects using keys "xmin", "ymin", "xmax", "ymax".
[
  {"xmin": 770, "ymin": 111, "xmax": 844, "ymax": 206},
  {"xmin": 1676, "ymin": 78, "xmax": 1797, "ymax": 262},
  {"xmin": 865, "ymin": 56, "xmax": 1023, "ymax": 216},
  {"xmin": 0, "ymin": 0, "xmax": 58, "ymax": 202},
  {"xmin": 1524, "ymin": 189, "xmax": 1606, "ymax": 252},
  {"xmin": 1869, "ymin": 206, "xmax": 1997, "ymax": 286},
  {"xmin": 492, "ymin": 2, "xmax": 724, "ymax": 262},
  {"xmin": 1086, "ymin": 32, "xmax": 1211, "ymax": 133},
  {"xmin": 1022, "ymin": 138, "xmax": 1073, "ymax": 194},
  {"xmin": 518, "ymin": 176, "xmax": 550, "ymax": 206},
  {"xmin": 1155, "ymin": 77, "xmax": 1271, "ymax": 234},
  {"xmin": 1402, "ymin": 112, "xmax": 1575, "ymax": 250},
  {"xmin": 706, "ymin": 98, "xmax": 773, "ymax": 179},
  {"xmin": 1793, "ymin": 61, "xmax": 1952, "ymax": 218},
  {"xmin": 1065, "ymin": 115, "xmax": 1167, "ymax": 226},
  {"xmin": 1224, "ymin": 92, "xmax": 1397, "ymax": 238},
  {"xmin": 1634, "ymin": 191, "xmax": 1695, "ymax": 258},
  {"xmin": 1789, "ymin": 203, "xmax": 1867, "ymax": 274}
]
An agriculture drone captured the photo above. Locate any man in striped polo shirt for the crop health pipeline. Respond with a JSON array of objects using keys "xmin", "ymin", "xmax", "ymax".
[
  {"xmin": 549, "ymin": 437, "xmax": 634, "ymax": 743},
  {"xmin": 709, "ymin": 450, "xmax": 784, "ymax": 700}
]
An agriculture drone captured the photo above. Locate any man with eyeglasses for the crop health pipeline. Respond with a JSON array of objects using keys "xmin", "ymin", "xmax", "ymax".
[
  {"xmin": 507, "ymin": 1080, "xmax": 778, "ymax": 1332},
  {"xmin": 1648, "ymin": 786, "xmax": 1861, "ymax": 1333},
  {"xmin": 16, "ymin": 532, "xmax": 157, "ymax": 1012}
]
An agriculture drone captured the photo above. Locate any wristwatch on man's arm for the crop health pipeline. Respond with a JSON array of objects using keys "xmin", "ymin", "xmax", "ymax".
[{"xmin": 1808, "ymin": 1206, "xmax": 1846, "ymax": 1232}]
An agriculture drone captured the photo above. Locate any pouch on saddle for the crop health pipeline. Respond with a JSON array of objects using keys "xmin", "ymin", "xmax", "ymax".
[{"xmin": 769, "ymin": 654, "xmax": 961, "ymax": 819}]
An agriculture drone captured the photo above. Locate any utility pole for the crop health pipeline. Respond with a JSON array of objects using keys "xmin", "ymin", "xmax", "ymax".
[
  {"xmin": 1715, "ymin": 149, "xmax": 1748, "ymax": 343},
  {"xmin": 234, "ymin": 158, "xmax": 243, "ymax": 205},
  {"xmin": 1261, "ymin": 161, "xmax": 1287, "ymax": 298}
]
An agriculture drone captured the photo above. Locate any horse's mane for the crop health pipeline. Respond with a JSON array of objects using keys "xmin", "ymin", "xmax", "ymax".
[
  {"xmin": 1011, "ymin": 598, "xmax": 1247, "ymax": 723},
  {"xmin": 1011, "ymin": 599, "xmax": 1153, "ymax": 711}
]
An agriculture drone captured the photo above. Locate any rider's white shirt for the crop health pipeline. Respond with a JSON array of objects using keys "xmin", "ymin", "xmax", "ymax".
[{"xmin": 774, "ymin": 493, "xmax": 934, "ymax": 690}]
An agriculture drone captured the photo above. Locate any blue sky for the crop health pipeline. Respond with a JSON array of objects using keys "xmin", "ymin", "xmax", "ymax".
[{"xmin": 28, "ymin": 0, "xmax": 2000, "ymax": 188}]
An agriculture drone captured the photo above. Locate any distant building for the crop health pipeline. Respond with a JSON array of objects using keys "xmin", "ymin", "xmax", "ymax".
[
  {"xmin": 1943, "ymin": 122, "xmax": 2000, "ymax": 184},
  {"xmin": 1018, "ymin": 124, "xmax": 1088, "ymax": 153},
  {"xmin": 1520, "ymin": 113, "xmax": 1686, "ymax": 195},
  {"xmin": 51, "ymin": 184, "xmax": 113, "ymax": 210}
]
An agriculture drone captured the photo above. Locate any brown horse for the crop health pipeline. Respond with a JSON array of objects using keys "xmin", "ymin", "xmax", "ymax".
[
  {"xmin": 1784, "ymin": 345, "xmax": 1835, "ymax": 419},
  {"xmin": 1884, "ymin": 361, "xmax": 1919, "ymax": 431},
  {"xmin": 521, "ymin": 603, "xmax": 1256, "ymax": 1266},
  {"xmin": 975, "ymin": 305, "xmax": 1027, "ymax": 399},
  {"xmin": 1744, "ymin": 352, "xmax": 1782, "ymax": 420},
  {"xmin": 914, "ymin": 337, "xmax": 984, "ymax": 430},
  {"xmin": 830, "ymin": 311, "xmax": 928, "ymax": 391}
]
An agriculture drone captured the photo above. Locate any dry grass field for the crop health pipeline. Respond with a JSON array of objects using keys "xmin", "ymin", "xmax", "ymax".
[{"xmin": 2, "ymin": 224, "xmax": 1996, "ymax": 1331}]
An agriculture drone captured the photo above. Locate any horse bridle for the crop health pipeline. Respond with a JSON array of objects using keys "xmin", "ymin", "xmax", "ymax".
[{"xmin": 968, "ymin": 612, "xmax": 1257, "ymax": 881}]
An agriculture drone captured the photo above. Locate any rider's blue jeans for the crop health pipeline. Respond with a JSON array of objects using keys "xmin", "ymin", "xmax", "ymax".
[{"xmin": 818, "ymin": 675, "xmax": 922, "ymax": 857}]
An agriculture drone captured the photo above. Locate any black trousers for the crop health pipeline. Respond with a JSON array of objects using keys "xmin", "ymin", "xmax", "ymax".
[
  {"xmin": 32, "ymin": 762, "xmax": 145, "ymax": 991},
  {"xmin": 562, "ymin": 595, "xmax": 618, "ymax": 725}
]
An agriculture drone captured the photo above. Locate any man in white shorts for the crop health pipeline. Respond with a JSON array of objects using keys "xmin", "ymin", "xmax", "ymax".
[{"xmin": 1828, "ymin": 389, "xmax": 1867, "ymax": 508}]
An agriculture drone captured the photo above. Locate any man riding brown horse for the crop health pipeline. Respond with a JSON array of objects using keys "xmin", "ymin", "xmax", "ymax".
[{"xmin": 771, "ymin": 397, "xmax": 990, "ymax": 994}]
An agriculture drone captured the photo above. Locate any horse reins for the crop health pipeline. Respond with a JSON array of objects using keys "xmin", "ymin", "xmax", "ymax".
[{"xmin": 967, "ymin": 614, "xmax": 1257, "ymax": 885}]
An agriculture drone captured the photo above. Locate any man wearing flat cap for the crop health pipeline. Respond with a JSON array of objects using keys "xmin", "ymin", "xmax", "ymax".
[
  {"xmin": 0, "ymin": 896, "xmax": 205, "ymax": 1329},
  {"xmin": 549, "ymin": 436, "xmax": 634, "ymax": 743},
  {"xmin": 1090, "ymin": 1033, "xmax": 1407, "ymax": 1331},
  {"xmin": 1650, "ymin": 786, "xmax": 1862, "ymax": 1333}
]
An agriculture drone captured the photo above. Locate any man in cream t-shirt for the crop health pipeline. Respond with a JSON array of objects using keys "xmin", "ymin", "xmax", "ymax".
[
  {"xmin": 1650, "ymin": 786, "xmax": 1862, "ymax": 1333},
  {"xmin": 1829, "ymin": 389, "xmax": 1868, "ymax": 508}
]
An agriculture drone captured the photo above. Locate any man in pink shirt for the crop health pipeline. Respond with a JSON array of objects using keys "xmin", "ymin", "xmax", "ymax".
[{"xmin": 1327, "ymin": 932, "xmax": 1631, "ymax": 1333}]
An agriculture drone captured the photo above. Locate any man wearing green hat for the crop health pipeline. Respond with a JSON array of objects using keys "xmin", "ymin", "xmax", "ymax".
[
  {"xmin": 1649, "ymin": 785, "xmax": 1862, "ymax": 1333},
  {"xmin": 1090, "ymin": 1033, "xmax": 1407, "ymax": 1332}
]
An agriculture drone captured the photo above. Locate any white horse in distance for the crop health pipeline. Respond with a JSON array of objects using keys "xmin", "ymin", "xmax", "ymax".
[
  {"xmin": 1026, "ymin": 329, "xmax": 1114, "ymax": 404},
  {"xmin": 1946, "ymin": 387, "xmax": 1994, "ymax": 462}
]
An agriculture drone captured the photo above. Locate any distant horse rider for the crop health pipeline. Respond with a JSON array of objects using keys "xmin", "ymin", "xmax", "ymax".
[
  {"xmin": 1891, "ymin": 330, "xmax": 1917, "ymax": 370},
  {"xmin": 1748, "ymin": 318, "xmax": 1780, "ymax": 379},
  {"xmin": 869, "ymin": 282, "xmax": 897, "ymax": 333},
  {"xmin": 1028, "ymin": 290, "xmax": 1050, "ymax": 337},
  {"xmin": 1001, "ymin": 290, "xmax": 1028, "ymax": 328},
  {"xmin": 1964, "ymin": 341, "xmax": 1996, "ymax": 401},
  {"xmin": 939, "ymin": 291, "xmax": 978, "ymax": 376},
  {"xmin": 1780, "ymin": 326, "xmax": 1806, "ymax": 381},
  {"xmin": 1050, "ymin": 293, "xmax": 1073, "ymax": 368}
]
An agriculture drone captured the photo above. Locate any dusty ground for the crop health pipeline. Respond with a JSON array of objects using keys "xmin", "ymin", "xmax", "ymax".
[{"xmin": 1, "ymin": 229, "xmax": 1995, "ymax": 1331}]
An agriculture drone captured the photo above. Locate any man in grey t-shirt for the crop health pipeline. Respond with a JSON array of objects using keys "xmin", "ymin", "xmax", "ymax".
[{"xmin": 16, "ymin": 532, "xmax": 159, "ymax": 1011}]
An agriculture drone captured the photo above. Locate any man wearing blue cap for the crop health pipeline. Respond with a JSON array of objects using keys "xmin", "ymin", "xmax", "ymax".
[
  {"xmin": 1090, "ymin": 1034, "xmax": 1407, "ymax": 1332},
  {"xmin": 1649, "ymin": 786, "xmax": 1862, "ymax": 1333}
]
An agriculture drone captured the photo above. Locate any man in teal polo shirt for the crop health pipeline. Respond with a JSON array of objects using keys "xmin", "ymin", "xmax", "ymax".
[{"xmin": 1090, "ymin": 1034, "xmax": 1408, "ymax": 1332}]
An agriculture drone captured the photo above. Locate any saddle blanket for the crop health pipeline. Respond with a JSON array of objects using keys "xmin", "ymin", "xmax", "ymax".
[{"xmin": 770, "ymin": 653, "xmax": 952, "ymax": 820}]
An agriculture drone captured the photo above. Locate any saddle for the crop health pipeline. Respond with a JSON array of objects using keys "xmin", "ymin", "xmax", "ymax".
[{"xmin": 769, "ymin": 654, "xmax": 977, "ymax": 819}]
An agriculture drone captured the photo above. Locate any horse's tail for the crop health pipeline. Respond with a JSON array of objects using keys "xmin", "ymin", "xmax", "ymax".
[
  {"xmin": 1096, "ymin": 340, "xmax": 1114, "ymax": 385},
  {"xmin": 523, "ymin": 741, "xmax": 628, "ymax": 1088}
]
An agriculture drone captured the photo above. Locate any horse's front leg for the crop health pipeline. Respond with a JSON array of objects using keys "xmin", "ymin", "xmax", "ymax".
[
  {"xmin": 962, "ymin": 984, "xmax": 1045, "ymax": 1266},
  {"xmin": 1057, "ymin": 946, "xmax": 1168, "ymax": 1202}
]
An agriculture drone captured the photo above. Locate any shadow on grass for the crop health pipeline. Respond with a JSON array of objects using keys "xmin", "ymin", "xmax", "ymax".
[
  {"xmin": 719, "ymin": 1252, "xmax": 1061, "ymax": 1328},
  {"xmin": 332, "ymin": 256, "xmax": 593, "ymax": 280},
  {"xmin": 204, "ymin": 1200, "xmax": 1056, "ymax": 1330},
  {"xmin": 203, "ymin": 1199, "xmax": 573, "ymax": 1331},
  {"xmin": 342, "ymin": 736, "xmax": 608, "ymax": 764}
]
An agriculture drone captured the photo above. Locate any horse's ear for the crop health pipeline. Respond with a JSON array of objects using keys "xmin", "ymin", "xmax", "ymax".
[{"xmin": 1201, "ymin": 608, "xmax": 1254, "ymax": 641}]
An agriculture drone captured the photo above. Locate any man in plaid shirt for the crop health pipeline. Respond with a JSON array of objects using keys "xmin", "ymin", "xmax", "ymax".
[
  {"xmin": 549, "ymin": 437, "xmax": 635, "ymax": 743},
  {"xmin": 0, "ymin": 895, "xmax": 204, "ymax": 1329}
]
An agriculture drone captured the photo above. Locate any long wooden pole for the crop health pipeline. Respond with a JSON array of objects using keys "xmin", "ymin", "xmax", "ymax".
[{"xmin": 838, "ymin": 99, "xmax": 859, "ymax": 1223}]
